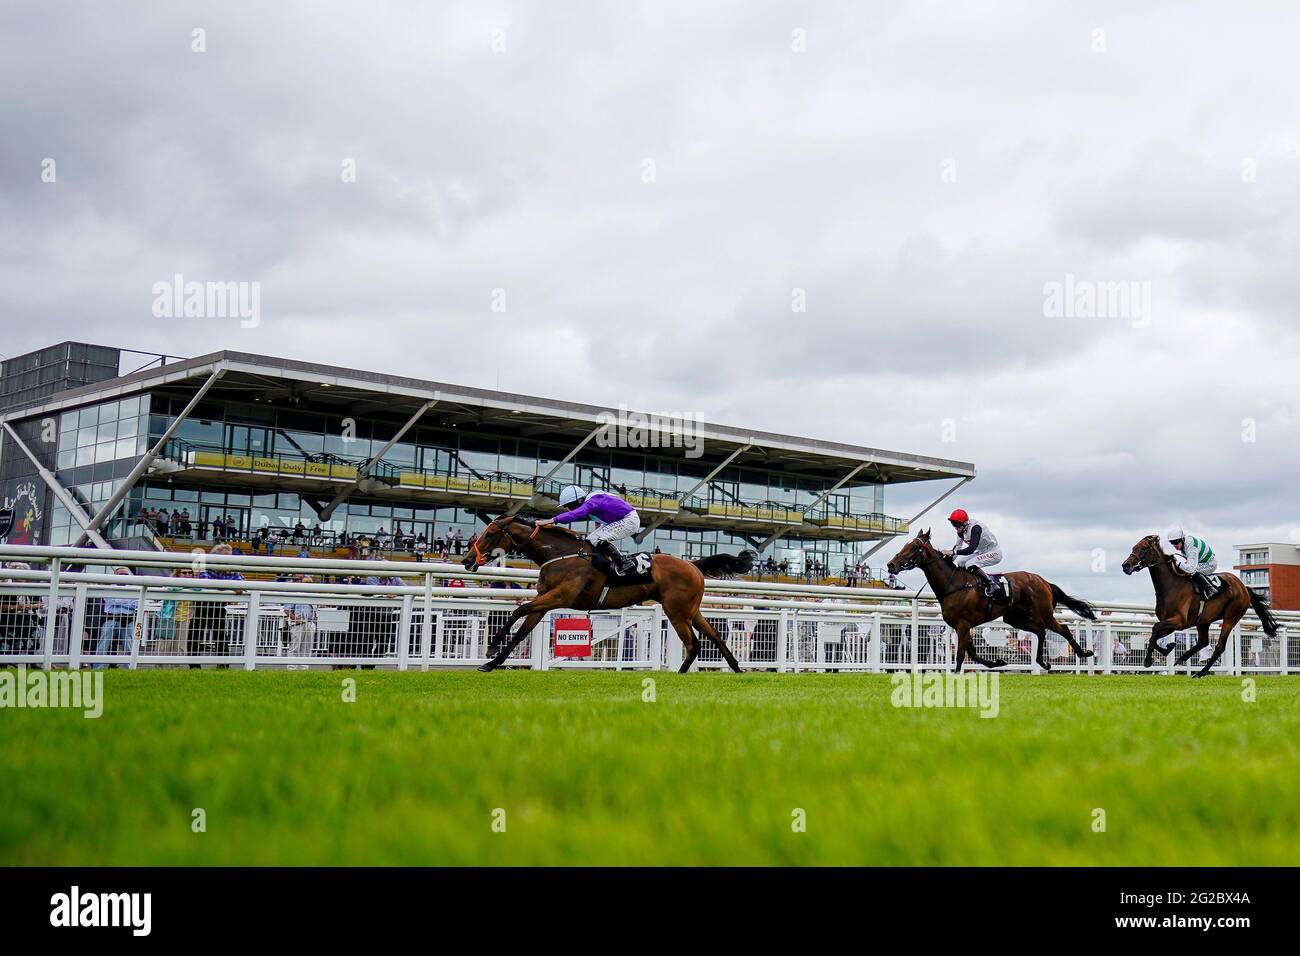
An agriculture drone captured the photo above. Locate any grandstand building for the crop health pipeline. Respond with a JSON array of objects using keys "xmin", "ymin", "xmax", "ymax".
[{"xmin": 0, "ymin": 345, "xmax": 975, "ymax": 577}]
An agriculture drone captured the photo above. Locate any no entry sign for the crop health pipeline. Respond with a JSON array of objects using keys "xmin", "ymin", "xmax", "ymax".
[{"xmin": 553, "ymin": 617, "xmax": 593, "ymax": 657}]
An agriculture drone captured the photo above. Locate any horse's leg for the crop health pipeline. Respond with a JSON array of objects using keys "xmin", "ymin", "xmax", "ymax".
[
  {"xmin": 1030, "ymin": 628, "xmax": 1051, "ymax": 671},
  {"xmin": 1173, "ymin": 620, "xmax": 1210, "ymax": 668},
  {"xmin": 1193, "ymin": 608, "xmax": 1243, "ymax": 678},
  {"xmin": 954, "ymin": 623, "xmax": 1002, "ymax": 671},
  {"xmin": 670, "ymin": 613, "xmax": 699, "ymax": 673},
  {"xmin": 478, "ymin": 610, "xmax": 545, "ymax": 671},
  {"xmin": 963, "ymin": 632, "xmax": 1006, "ymax": 670},
  {"xmin": 1144, "ymin": 620, "xmax": 1179, "ymax": 667},
  {"xmin": 1047, "ymin": 617, "xmax": 1092, "ymax": 660},
  {"xmin": 692, "ymin": 610, "xmax": 740, "ymax": 673},
  {"xmin": 478, "ymin": 584, "xmax": 574, "ymax": 671},
  {"xmin": 485, "ymin": 604, "xmax": 531, "ymax": 659}
]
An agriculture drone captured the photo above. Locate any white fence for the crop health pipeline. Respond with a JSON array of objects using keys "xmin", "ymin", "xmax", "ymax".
[{"xmin": 0, "ymin": 545, "xmax": 1295, "ymax": 675}]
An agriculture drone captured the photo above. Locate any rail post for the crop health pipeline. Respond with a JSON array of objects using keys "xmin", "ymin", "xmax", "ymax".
[
  {"xmin": 397, "ymin": 593, "xmax": 412, "ymax": 671},
  {"xmin": 69, "ymin": 582, "xmax": 87, "ymax": 671},
  {"xmin": 775, "ymin": 609, "xmax": 788, "ymax": 672},
  {"xmin": 433, "ymin": 606, "xmax": 445, "ymax": 665},
  {"xmin": 243, "ymin": 591, "xmax": 260, "ymax": 670},
  {"xmin": 909, "ymin": 597, "xmax": 919, "ymax": 674},
  {"xmin": 650, "ymin": 605, "xmax": 664, "ymax": 670},
  {"xmin": 41, "ymin": 557, "xmax": 61, "ymax": 669},
  {"xmin": 1102, "ymin": 621, "xmax": 1112, "ymax": 675},
  {"xmin": 419, "ymin": 573, "xmax": 433, "ymax": 671},
  {"xmin": 532, "ymin": 612, "xmax": 548, "ymax": 670},
  {"xmin": 666, "ymin": 614, "xmax": 683, "ymax": 671},
  {"xmin": 129, "ymin": 585, "xmax": 147, "ymax": 670},
  {"xmin": 871, "ymin": 611, "xmax": 882, "ymax": 673}
]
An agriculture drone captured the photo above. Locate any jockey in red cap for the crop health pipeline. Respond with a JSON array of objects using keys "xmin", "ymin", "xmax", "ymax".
[{"xmin": 945, "ymin": 509, "xmax": 1003, "ymax": 596}]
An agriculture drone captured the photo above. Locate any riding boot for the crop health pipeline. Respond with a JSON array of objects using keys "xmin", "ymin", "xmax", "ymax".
[
  {"xmin": 594, "ymin": 540, "xmax": 632, "ymax": 575},
  {"xmin": 971, "ymin": 566, "xmax": 998, "ymax": 597},
  {"xmin": 1191, "ymin": 572, "xmax": 1216, "ymax": 600}
]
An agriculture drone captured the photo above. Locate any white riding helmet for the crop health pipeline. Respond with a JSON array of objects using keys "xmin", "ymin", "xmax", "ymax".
[
  {"xmin": 558, "ymin": 485, "xmax": 586, "ymax": 507},
  {"xmin": 1165, "ymin": 523, "xmax": 1185, "ymax": 542}
]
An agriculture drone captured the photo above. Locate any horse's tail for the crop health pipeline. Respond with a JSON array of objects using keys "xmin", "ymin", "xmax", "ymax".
[
  {"xmin": 692, "ymin": 549, "xmax": 756, "ymax": 577},
  {"xmin": 1247, "ymin": 586, "xmax": 1280, "ymax": 637},
  {"xmin": 1050, "ymin": 582, "xmax": 1098, "ymax": 620}
]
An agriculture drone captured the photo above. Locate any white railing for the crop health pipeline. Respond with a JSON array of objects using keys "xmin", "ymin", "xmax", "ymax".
[{"xmin": 0, "ymin": 544, "xmax": 1294, "ymax": 674}]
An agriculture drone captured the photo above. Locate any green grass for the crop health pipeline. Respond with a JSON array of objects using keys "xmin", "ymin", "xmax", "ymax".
[{"xmin": 2, "ymin": 669, "xmax": 1298, "ymax": 865}]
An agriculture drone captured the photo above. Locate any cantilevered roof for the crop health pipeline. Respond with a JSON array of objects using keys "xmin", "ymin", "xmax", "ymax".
[{"xmin": 0, "ymin": 349, "xmax": 975, "ymax": 485}]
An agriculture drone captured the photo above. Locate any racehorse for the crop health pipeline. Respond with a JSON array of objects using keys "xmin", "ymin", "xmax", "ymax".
[
  {"xmin": 886, "ymin": 529, "xmax": 1097, "ymax": 672},
  {"xmin": 1121, "ymin": 534, "xmax": 1278, "ymax": 678},
  {"xmin": 463, "ymin": 514, "xmax": 754, "ymax": 673}
]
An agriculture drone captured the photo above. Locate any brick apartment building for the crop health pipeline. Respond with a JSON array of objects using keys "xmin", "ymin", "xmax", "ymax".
[{"xmin": 1234, "ymin": 542, "xmax": 1300, "ymax": 611}]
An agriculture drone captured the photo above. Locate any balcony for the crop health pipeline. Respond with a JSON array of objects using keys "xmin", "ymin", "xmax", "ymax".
[{"xmin": 152, "ymin": 442, "xmax": 907, "ymax": 540}]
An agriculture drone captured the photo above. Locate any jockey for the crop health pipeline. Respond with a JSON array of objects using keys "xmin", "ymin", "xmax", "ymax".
[
  {"xmin": 536, "ymin": 485, "xmax": 642, "ymax": 575},
  {"xmin": 943, "ymin": 508, "xmax": 1003, "ymax": 596},
  {"xmin": 1162, "ymin": 523, "xmax": 1219, "ymax": 598}
]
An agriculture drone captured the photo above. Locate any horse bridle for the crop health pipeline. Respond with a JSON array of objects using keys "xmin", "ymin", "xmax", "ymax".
[
  {"xmin": 894, "ymin": 541, "xmax": 974, "ymax": 601},
  {"xmin": 468, "ymin": 518, "xmax": 556, "ymax": 568}
]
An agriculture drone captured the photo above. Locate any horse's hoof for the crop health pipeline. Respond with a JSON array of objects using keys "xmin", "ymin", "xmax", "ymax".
[
  {"xmin": 477, "ymin": 662, "xmax": 496, "ymax": 673},
  {"xmin": 1079, "ymin": 650, "xmax": 1095, "ymax": 660},
  {"xmin": 990, "ymin": 659, "xmax": 1007, "ymax": 669}
]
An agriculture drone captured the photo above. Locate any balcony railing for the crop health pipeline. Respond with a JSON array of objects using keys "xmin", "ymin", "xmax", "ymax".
[{"xmin": 155, "ymin": 441, "xmax": 906, "ymax": 536}]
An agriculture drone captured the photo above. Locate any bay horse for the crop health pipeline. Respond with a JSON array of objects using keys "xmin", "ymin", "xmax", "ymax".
[
  {"xmin": 463, "ymin": 515, "xmax": 754, "ymax": 673},
  {"xmin": 1121, "ymin": 534, "xmax": 1278, "ymax": 677},
  {"xmin": 886, "ymin": 529, "xmax": 1097, "ymax": 672}
]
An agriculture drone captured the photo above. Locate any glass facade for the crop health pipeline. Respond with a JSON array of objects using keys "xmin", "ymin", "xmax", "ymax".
[
  {"xmin": 46, "ymin": 395, "xmax": 152, "ymax": 545},
  {"xmin": 23, "ymin": 388, "xmax": 903, "ymax": 573}
]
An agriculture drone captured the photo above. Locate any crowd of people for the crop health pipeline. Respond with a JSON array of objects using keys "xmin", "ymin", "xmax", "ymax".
[
  {"xmin": 134, "ymin": 507, "xmax": 481, "ymax": 562},
  {"xmin": 0, "ymin": 542, "xmax": 529, "ymax": 668}
]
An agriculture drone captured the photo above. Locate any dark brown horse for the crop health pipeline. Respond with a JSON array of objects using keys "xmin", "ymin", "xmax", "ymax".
[
  {"xmin": 464, "ymin": 515, "xmax": 754, "ymax": 673},
  {"xmin": 1121, "ymin": 534, "xmax": 1278, "ymax": 677},
  {"xmin": 886, "ymin": 530, "xmax": 1097, "ymax": 671}
]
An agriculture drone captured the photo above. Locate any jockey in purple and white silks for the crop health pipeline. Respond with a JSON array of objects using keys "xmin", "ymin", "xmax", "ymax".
[{"xmin": 537, "ymin": 485, "xmax": 642, "ymax": 575}]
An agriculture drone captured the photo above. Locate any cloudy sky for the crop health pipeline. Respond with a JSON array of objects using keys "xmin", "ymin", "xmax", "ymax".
[{"xmin": 3, "ymin": 1, "xmax": 1299, "ymax": 599}]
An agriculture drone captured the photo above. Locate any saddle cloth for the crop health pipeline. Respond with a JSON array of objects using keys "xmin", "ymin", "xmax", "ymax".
[{"xmin": 592, "ymin": 550, "xmax": 656, "ymax": 586}]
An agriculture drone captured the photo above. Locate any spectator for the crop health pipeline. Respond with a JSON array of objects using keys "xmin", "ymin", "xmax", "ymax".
[
  {"xmin": 414, "ymin": 534, "xmax": 428, "ymax": 563},
  {"xmin": 154, "ymin": 567, "xmax": 196, "ymax": 664},
  {"xmin": 453, "ymin": 528, "xmax": 464, "ymax": 555},
  {"xmin": 94, "ymin": 567, "xmax": 138, "ymax": 670},
  {"xmin": 191, "ymin": 543, "xmax": 245, "ymax": 669},
  {"xmin": 283, "ymin": 574, "xmax": 318, "ymax": 666}
]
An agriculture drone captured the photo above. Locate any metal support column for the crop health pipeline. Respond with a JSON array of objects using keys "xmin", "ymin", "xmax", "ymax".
[
  {"xmin": 1, "ymin": 422, "xmax": 113, "ymax": 549},
  {"xmin": 319, "ymin": 395, "xmax": 439, "ymax": 521}
]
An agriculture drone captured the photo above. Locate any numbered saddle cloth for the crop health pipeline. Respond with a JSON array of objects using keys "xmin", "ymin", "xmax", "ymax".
[{"xmin": 593, "ymin": 551, "xmax": 656, "ymax": 585}]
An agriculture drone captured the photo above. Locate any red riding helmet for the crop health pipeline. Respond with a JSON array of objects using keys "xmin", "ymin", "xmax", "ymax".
[{"xmin": 948, "ymin": 508, "xmax": 969, "ymax": 524}]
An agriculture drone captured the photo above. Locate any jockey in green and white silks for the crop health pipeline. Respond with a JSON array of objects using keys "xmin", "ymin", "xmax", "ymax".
[{"xmin": 1162, "ymin": 523, "xmax": 1219, "ymax": 598}]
